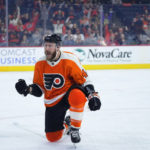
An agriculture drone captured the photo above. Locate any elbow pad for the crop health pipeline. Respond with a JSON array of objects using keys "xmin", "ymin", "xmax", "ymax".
[{"xmin": 29, "ymin": 84, "xmax": 43, "ymax": 97}]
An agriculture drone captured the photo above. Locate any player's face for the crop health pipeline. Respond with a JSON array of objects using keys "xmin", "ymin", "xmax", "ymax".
[{"xmin": 44, "ymin": 42, "xmax": 57, "ymax": 61}]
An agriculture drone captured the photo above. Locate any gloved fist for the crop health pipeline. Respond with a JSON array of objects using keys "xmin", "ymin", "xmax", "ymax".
[
  {"xmin": 15, "ymin": 79, "xmax": 29, "ymax": 96},
  {"xmin": 88, "ymin": 92, "xmax": 101, "ymax": 111}
]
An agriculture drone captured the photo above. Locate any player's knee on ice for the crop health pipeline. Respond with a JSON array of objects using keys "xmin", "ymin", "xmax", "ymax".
[{"xmin": 46, "ymin": 130, "xmax": 63, "ymax": 142}]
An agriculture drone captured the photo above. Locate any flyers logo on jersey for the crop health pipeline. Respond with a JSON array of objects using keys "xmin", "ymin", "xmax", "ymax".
[{"xmin": 44, "ymin": 74, "xmax": 65, "ymax": 90}]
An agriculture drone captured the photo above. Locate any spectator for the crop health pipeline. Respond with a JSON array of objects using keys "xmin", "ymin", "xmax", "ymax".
[
  {"xmin": 62, "ymin": 29, "xmax": 75, "ymax": 45},
  {"xmin": 84, "ymin": 33, "xmax": 99, "ymax": 45},
  {"xmin": 38, "ymin": 0, "xmax": 51, "ymax": 21},
  {"xmin": 68, "ymin": 6, "xmax": 75, "ymax": 21},
  {"xmin": 30, "ymin": 28, "xmax": 42, "ymax": 46},
  {"xmin": 0, "ymin": 32, "xmax": 7, "ymax": 46},
  {"xmin": 74, "ymin": 28, "xmax": 85, "ymax": 41},
  {"xmin": 9, "ymin": 31, "xmax": 20, "ymax": 46},
  {"xmin": 52, "ymin": 9, "xmax": 65, "ymax": 23},
  {"xmin": 21, "ymin": 13, "xmax": 30, "ymax": 24},
  {"xmin": 75, "ymin": 34, "xmax": 84, "ymax": 45},
  {"xmin": 65, "ymin": 19, "xmax": 73, "ymax": 30},
  {"xmin": 71, "ymin": 23, "xmax": 78, "ymax": 34},
  {"xmin": 80, "ymin": 15, "xmax": 90, "ymax": 27},
  {"xmin": 20, "ymin": 34, "xmax": 30, "ymax": 46},
  {"xmin": 53, "ymin": 20, "xmax": 64, "ymax": 35},
  {"xmin": 74, "ymin": 29, "xmax": 85, "ymax": 45},
  {"xmin": 108, "ymin": 32, "xmax": 118, "ymax": 45},
  {"xmin": 9, "ymin": 7, "xmax": 20, "ymax": 26},
  {"xmin": 98, "ymin": 36, "xmax": 107, "ymax": 46},
  {"xmin": 38, "ymin": 0, "xmax": 51, "ymax": 32},
  {"xmin": 0, "ymin": 22, "xmax": 6, "ymax": 33},
  {"xmin": 84, "ymin": 27, "xmax": 92, "ymax": 38}
]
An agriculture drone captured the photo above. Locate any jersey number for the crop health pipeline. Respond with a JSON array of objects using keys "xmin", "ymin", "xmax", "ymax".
[{"xmin": 44, "ymin": 74, "xmax": 65, "ymax": 90}]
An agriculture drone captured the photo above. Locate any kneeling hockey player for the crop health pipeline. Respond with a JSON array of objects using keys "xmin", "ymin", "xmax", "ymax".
[{"xmin": 15, "ymin": 34, "xmax": 101, "ymax": 143}]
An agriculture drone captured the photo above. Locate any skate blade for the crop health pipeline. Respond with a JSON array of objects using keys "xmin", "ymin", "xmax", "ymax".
[{"xmin": 73, "ymin": 143, "xmax": 77, "ymax": 149}]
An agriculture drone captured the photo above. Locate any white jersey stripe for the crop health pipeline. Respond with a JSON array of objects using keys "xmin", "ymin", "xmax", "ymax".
[{"xmin": 44, "ymin": 92, "xmax": 66, "ymax": 105}]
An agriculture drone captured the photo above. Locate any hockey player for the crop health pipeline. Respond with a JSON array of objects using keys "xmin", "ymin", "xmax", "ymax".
[{"xmin": 15, "ymin": 34, "xmax": 101, "ymax": 143}]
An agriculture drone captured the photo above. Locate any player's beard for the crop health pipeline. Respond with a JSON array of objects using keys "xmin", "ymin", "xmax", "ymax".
[{"xmin": 45, "ymin": 50, "xmax": 57, "ymax": 62}]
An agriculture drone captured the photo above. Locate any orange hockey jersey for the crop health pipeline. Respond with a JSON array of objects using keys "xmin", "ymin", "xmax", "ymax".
[{"xmin": 33, "ymin": 51, "xmax": 91, "ymax": 107}]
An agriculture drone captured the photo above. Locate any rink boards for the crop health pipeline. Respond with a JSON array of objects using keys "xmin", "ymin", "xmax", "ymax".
[{"xmin": 0, "ymin": 46, "xmax": 150, "ymax": 71}]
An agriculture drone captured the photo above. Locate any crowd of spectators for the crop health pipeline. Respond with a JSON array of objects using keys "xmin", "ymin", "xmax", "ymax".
[
  {"xmin": 0, "ymin": 0, "xmax": 150, "ymax": 46},
  {"xmin": 104, "ymin": 4, "xmax": 150, "ymax": 45}
]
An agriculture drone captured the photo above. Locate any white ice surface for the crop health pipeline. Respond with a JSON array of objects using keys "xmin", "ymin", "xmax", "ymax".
[{"xmin": 0, "ymin": 69, "xmax": 150, "ymax": 150}]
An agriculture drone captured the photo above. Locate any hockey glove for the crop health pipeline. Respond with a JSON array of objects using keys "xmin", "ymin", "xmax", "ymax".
[
  {"xmin": 88, "ymin": 92, "xmax": 101, "ymax": 111},
  {"xmin": 15, "ymin": 79, "xmax": 29, "ymax": 96}
]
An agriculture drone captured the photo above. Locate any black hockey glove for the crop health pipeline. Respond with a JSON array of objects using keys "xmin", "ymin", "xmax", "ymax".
[
  {"xmin": 15, "ymin": 79, "xmax": 29, "ymax": 96},
  {"xmin": 88, "ymin": 92, "xmax": 101, "ymax": 111},
  {"xmin": 84, "ymin": 84, "xmax": 101, "ymax": 111}
]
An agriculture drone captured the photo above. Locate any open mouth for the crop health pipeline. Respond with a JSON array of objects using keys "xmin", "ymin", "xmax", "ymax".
[{"xmin": 45, "ymin": 52, "xmax": 52, "ymax": 56}]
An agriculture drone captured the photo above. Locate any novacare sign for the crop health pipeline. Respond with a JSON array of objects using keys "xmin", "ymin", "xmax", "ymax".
[
  {"xmin": 88, "ymin": 48, "xmax": 132, "ymax": 59},
  {"xmin": 62, "ymin": 46, "xmax": 150, "ymax": 65}
]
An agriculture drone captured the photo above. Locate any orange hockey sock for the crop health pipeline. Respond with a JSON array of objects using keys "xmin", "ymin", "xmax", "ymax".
[{"xmin": 68, "ymin": 89, "xmax": 87, "ymax": 128}]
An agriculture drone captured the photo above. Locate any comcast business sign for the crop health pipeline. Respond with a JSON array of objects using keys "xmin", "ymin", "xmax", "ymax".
[{"xmin": 73, "ymin": 47, "xmax": 132, "ymax": 64}]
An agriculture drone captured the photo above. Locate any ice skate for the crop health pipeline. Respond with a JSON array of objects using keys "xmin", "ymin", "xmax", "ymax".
[
  {"xmin": 70, "ymin": 127, "xmax": 81, "ymax": 143},
  {"xmin": 64, "ymin": 116, "xmax": 81, "ymax": 143}
]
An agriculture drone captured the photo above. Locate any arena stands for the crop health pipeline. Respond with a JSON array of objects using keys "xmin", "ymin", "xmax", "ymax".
[{"xmin": 0, "ymin": 0, "xmax": 150, "ymax": 46}]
